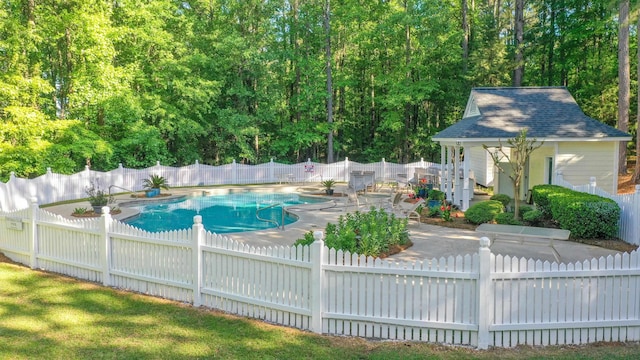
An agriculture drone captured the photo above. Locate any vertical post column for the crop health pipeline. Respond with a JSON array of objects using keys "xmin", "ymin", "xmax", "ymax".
[
  {"xmin": 310, "ymin": 231, "xmax": 325, "ymax": 334},
  {"xmin": 440, "ymin": 145, "xmax": 446, "ymax": 192},
  {"xmin": 29, "ymin": 197, "xmax": 39, "ymax": 269},
  {"xmin": 101, "ymin": 207, "xmax": 112, "ymax": 287},
  {"xmin": 192, "ymin": 215, "xmax": 204, "ymax": 307},
  {"xmin": 477, "ymin": 236, "xmax": 493, "ymax": 350}
]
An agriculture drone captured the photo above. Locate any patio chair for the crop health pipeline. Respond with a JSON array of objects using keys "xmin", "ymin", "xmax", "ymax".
[{"xmin": 392, "ymin": 198, "xmax": 424, "ymax": 223}]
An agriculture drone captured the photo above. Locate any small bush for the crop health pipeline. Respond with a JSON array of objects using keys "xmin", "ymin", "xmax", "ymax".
[
  {"xmin": 464, "ymin": 200, "xmax": 504, "ymax": 225},
  {"xmin": 294, "ymin": 207, "xmax": 409, "ymax": 257},
  {"xmin": 427, "ymin": 205, "xmax": 442, "ymax": 218},
  {"xmin": 495, "ymin": 212, "xmax": 522, "ymax": 225},
  {"xmin": 522, "ymin": 209, "xmax": 544, "ymax": 226},
  {"xmin": 519, "ymin": 205, "xmax": 534, "ymax": 215},
  {"xmin": 490, "ymin": 194, "xmax": 511, "ymax": 208}
]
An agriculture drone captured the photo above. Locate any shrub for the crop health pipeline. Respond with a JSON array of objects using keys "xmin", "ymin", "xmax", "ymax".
[
  {"xmin": 494, "ymin": 212, "xmax": 522, "ymax": 225},
  {"xmin": 426, "ymin": 205, "xmax": 442, "ymax": 218},
  {"xmin": 428, "ymin": 189, "xmax": 445, "ymax": 201},
  {"xmin": 464, "ymin": 200, "xmax": 504, "ymax": 225},
  {"xmin": 531, "ymin": 185, "xmax": 567, "ymax": 218},
  {"xmin": 522, "ymin": 209, "xmax": 543, "ymax": 226},
  {"xmin": 490, "ymin": 194, "xmax": 511, "ymax": 208},
  {"xmin": 294, "ymin": 207, "xmax": 410, "ymax": 257},
  {"xmin": 532, "ymin": 184, "xmax": 621, "ymax": 239}
]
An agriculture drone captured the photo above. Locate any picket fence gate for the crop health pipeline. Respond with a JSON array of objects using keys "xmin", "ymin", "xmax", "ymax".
[{"xmin": 1, "ymin": 201, "xmax": 640, "ymax": 349}]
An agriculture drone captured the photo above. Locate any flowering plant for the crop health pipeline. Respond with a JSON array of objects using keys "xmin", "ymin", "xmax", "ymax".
[
  {"xmin": 413, "ymin": 178, "xmax": 431, "ymax": 198},
  {"xmin": 440, "ymin": 202, "xmax": 452, "ymax": 222}
]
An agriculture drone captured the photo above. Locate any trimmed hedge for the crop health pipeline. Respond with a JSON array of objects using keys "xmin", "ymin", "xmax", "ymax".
[
  {"xmin": 494, "ymin": 212, "xmax": 522, "ymax": 225},
  {"xmin": 531, "ymin": 185, "xmax": 620, "ymax": 239},
  {"xmin": 490, "ymin": 194, "xmax": 511, "ymax": 208},
  {"xmin": 465, "ymin": 200, "xmax": 504, "ymax": 225}
]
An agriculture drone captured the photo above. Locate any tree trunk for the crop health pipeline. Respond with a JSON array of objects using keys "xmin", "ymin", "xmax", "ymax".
[
  {"xmin": 324, "ymin": 0, "xmax": 334, "ymax": 163},
  {"xmin": 462, "ymin": 0, "xmax": 469, "ymax": 72},
  {"xmin": 618, "ymin": 0, "xmax": 630, "ymax": 174},
  {"xmin": 513, "ymin": 0, "xmax": 524, "ymax": 86},
  {"xmin": 633, "ymin": 0, "xmax": 640, "ymax": 183}
]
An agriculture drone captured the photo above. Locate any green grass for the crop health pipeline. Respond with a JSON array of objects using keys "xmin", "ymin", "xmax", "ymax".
[{"xmin": 1, "ymin": 261, "xmax": 640, "ymax": 359}]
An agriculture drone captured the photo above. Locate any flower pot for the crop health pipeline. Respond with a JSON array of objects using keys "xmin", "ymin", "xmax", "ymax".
[
  {"xmin": 428, "ymin": 200, "xmax": 440, "ymax": 208},
  {"xmin": 93, "ymin": 205, "xmax": 105, "ymax": 214},
  {"xmin": 146, "ymin": 188, "xmax": 160, "ymax": 197},
  {"xmin": 325, "ymin": 189, "xmax": 334, "ymax": 195}
]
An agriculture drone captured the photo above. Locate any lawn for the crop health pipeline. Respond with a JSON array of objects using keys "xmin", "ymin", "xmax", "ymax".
[{"xmin": 1, "ymin": 257, "xmax": 640, "ymax": 359}]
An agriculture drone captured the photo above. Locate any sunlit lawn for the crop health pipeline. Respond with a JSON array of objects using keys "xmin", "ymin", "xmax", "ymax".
[{"xmin": 2, "ymin": 260, "xmax": 640, "ymax": 359}]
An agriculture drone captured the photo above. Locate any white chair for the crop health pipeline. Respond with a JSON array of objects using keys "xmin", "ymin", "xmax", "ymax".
[{"xmin": 392, "ymin": 198, "xmax": 424, "ymax": 223}]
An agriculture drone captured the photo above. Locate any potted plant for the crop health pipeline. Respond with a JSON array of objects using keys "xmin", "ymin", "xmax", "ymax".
[
  {"xmin": 321, "ymin": 179, "xmax": 336, "ymax": 195},
  {"xmin": 142, "ymin": 174, "xmax": 169, "ymax": 197},
  {"xmin": 85, "ymin": 181, "xmax": 113, "ymax": 214},
  {"xmin": 427, "ymin": 189, "xmax": 445, "ymax": 208}
]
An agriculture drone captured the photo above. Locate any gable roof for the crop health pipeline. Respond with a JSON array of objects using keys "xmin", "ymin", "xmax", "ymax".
[{"xmin": 433, "ymin": 87, "xmax": 631, "ymax": 143}]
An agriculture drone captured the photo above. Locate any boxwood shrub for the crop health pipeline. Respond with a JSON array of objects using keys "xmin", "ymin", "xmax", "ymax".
[
  {"xmin": 494, "ymin": 212, "xmax": 522, "ymax": 225},
  {"xmin": 532, "ymin": 185, "xmax": 620, "ymax": 239},
  {"xmin": 464, "ymin": 200, "xmax": 504, "ymax": 225},
  {"xmin": 531, "ymin": 185, "xmax": 568, "ymax": 218},
  {"xmin": 490, "ymin": 194, "xmax": 511, "ymax": 208}
]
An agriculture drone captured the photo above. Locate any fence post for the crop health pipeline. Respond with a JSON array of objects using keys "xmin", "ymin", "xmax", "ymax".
[
  {"xmin": 477, "ymin": 236, "xmax": 492, "ymax": 350},
  {"xmin": 269, "ymin": 158, "xmax": 275, "ymax": 183},
  {"xmin": 232, "ymin": 159, "xmax": 238, "ymax": 184},
  {"xmin": 344, "ymin": 157, "xmax": 350, "ymax": 183},
  {"xmin": 29, "ymin": 197, "xmax": 39, "ymax": 269},
  {"xmin": 589, "ymin": 176, "xmax": 597, "ymax": 194},
  {"xmin": 192, "ymin": 215, "xmax": 204, "ymax": 307},
  {"xmin": 310, "ymin": 230, "xmax": 325, "ymax": 334},
  {"xmin": 101, "ymin": 207, "xmax": 112, "ymax": 286}
]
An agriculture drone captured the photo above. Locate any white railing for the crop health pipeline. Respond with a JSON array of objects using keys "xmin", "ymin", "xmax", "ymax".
[
  {"xmin": 557, "ymin": 173, "xmax": 640, "ymax": 246},
  {"xmin": 1, "ymin": 203, "xmax": 640, "ymax": 349},
  {"xmin": 0, "ymin": 158, "xmax": 438, "ymax": 211}
]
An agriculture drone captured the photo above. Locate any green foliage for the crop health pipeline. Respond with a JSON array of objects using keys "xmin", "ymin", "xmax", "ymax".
[
  {"xmin": 142, "ymin": 175, "xmax": 169, "ymax": 190},
  {"xmin": 494, "ymin": 212, "xmax": 523, "ymax": 225},
  {"xmin": 321, "ymin": 179, "xmax": 336, "ymax": 190},
  {"xmin": 426, "ymin": 205, "xmax": 443, "ymax": 218},
  {"xmin": 0, "ymin": 0, "xmax": 630, "ymax": 170},
  {"xmin": 73, "ymin": 208, "xmax": 88, "ymax": 215},
  {"xmin": 85, "ymin": 181, "xmax": 114, "ymax": 207},
  {"xmin": 522, "ymin": 209, "xmax": 544, "ymax": 226},
  {"xmin": 531, "ymin": 185, "xmax": 568, "ymax": 218},
  {"xmin": 428, "ymin": 189, "xmax": 445, "ymax": 201},
  {"xmin": 294, "ymin": 208, "xmax": 409, "ymax": 258},
  {"xmin": 490, "ymin": 194, "xmax": 512, "ymax": 208},
  {"xmin": 532, "ymin": 185, "xmax": 620, "ymax": 239},
  {"xmin": 464, "ymin": 200, "xmax": 505, "ymax": 225}
]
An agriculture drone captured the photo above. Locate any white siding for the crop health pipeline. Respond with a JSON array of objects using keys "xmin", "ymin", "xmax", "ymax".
[{"xmin": 556, "ymin": 142, "xmax": 616, "ymax": 194}]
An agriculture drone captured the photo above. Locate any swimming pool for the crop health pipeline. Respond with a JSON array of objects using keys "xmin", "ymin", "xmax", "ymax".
[{"xmin": 123, "ymin": 192, "xmax": 327, "ymax": 233}]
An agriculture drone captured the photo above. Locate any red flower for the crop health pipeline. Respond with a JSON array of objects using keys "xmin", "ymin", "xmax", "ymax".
[{"xmin": 440, "ymin": 206, "xmax": 445, "ymax": 211}]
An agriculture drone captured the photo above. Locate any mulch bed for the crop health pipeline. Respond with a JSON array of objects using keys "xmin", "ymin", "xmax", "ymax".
[{"xmin": 71, "ymin": 209, "xmax": 122, "ymax": 218}]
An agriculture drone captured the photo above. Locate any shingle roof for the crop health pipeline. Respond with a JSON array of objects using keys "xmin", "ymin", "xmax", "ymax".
[{"xmin": 433, "ymin": 87, "xmax": 631, "ymax": 141}]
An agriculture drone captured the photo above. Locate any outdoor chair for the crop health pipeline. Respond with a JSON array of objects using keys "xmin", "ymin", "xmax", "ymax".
[{"xmin": 392, "ymin": 198, "xmax": 424, "ymax": 223}]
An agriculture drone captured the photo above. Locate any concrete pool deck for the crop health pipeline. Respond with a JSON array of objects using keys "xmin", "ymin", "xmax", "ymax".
[{"xmin": 41, "ymin": 184, "xmax": 623, "ymax": 264}]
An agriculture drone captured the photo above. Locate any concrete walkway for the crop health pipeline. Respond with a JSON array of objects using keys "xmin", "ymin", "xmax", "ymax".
[{"xmin": 41, "ymin": 184, "xmax": 622, "ymax": 264}]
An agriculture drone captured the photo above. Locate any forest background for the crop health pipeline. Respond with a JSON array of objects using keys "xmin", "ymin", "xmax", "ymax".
[{"xmin": 0, "ymin": 0, "xmax": 638, "ymax": 182}]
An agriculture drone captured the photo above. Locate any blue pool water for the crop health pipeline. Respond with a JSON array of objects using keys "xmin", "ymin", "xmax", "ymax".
[{"xmin": 124, "ymin": 192, "xmax": 326, "ymax": 233}]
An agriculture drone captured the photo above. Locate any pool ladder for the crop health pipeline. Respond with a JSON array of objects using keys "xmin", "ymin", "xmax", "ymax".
[{"xmin": 256, "ymin": 203, "xmax": 285, "ymax": 230}]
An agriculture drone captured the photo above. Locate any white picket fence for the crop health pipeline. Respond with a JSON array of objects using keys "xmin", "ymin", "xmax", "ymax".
[
  {"xmin": 1, "ymin": 202, "xmax": 640, "ymax": 349},
  {"xmin": 556, "ymin": 173, "xmax": 640, "ymax": 246},
  {"xmin": 0, "ymin": 158, "xmax": 436, "ymax": 211}
]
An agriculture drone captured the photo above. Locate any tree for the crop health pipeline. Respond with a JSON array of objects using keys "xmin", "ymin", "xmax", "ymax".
[
  {"xmin": 513, "ymin": 0, "xmax": 525, "ymax": 86},
  {"xmin": 618, "ymin": 0, "xmax": 630, "ymax": 174},
  {"xmin": 483, "ymin": 129, "xmax": 544, "ymax": 220},
  {"xmin": 324, "ymin": 0, "xmax": 334, "ymax": 163},
  {"xmin": 634, "ymin": 0, "xmax": 640, "ymax": 184}
]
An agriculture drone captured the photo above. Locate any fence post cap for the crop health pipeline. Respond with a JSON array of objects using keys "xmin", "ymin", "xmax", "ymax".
[
  {"xmin": 193, "ymin": 215, "xmax": 202, "ymax": 224},
  {"xmin": 479, "ymin": 236, "xmax": 491, "ymax": 248},
  {"xmin": 313, "ymin": 231, "xmax": 324, "ymax": 242}
]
